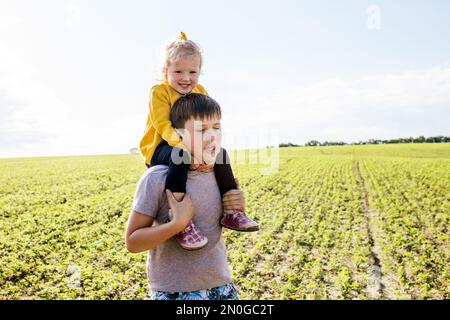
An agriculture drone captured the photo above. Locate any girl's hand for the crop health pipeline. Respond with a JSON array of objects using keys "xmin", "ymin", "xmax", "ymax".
[{"xmin": 166, "ymin": 190, "xmax": 194, "ymax": 232}]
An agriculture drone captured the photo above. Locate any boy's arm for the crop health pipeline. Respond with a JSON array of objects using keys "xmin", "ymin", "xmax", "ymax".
[
  {"xmin": 126, "ymin": 186, "xmax": 194, "ymax": 253},
  {"xmin": 125, "ymin": 211, "xmax": 182, "ymax": 253},
  {"xmin": 149, "ymin": 86, "xmax": 185, "ymax": 149}
]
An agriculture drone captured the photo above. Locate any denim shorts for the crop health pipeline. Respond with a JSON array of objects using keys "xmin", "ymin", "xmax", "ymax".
[{"xmin": 152, "ymin": 282, "xmax": 239, "ymax": 300}]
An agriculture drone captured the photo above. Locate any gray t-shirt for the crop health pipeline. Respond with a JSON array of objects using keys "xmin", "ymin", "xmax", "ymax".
[{"xmin": 132, "ymin": 165, "xmax": 232, "ymax": 292}]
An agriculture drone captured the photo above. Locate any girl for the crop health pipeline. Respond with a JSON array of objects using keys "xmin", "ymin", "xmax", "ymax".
[{"xmin": 139, "ymin": 32, "xmax": 258, "ymax": 250}]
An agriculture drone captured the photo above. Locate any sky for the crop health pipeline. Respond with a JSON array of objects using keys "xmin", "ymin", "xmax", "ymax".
[{"xmin": 0, "ymin": 0, "xmax": 449, "ymax": 158}]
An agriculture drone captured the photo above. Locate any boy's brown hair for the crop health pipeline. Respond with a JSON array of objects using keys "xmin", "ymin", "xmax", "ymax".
[{"xmin": 170, "ymin": 93, "xmax": 222, "ymax": 129}]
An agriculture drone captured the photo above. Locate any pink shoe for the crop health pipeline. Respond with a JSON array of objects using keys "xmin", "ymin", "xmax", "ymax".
[
  {"xmin": 220, "ymin": 210, "xmax": 259, "ymax": 232},
  {"xmin": 175, "ymin": 220, "xmax": 208, "ymax": 251}
]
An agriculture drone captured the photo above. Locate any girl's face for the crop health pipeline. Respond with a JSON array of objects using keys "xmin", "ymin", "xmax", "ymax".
[
  {"xmin": 176, "ymin": 116, "xmax": 221, "ymax": 165},
  {"xmin": 165, "ymin": 55, "xmax": 201, "ymax": 94}
]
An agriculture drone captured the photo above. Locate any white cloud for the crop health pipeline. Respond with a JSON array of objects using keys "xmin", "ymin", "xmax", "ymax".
[
  {"xmin": 0, "ymin": 47, "xmax": 145, "ymax": 158},
  {"xmin": 221, "ymin": 65, "xmax": 450, "ymax": 145},
  {"xmin": 0, "ymin": 47, "xmax": 70, "ymax": 156},
  {"xmin": 66, "ymin": 4, "xmax": 80, "ymax": 31},
  {"xmin": 0, "ymin": 16, "xmax": 23, "ymax": 28},
  {"xmin": 46, "ymin": 114, "xmax": 145, "ymax": 157}
]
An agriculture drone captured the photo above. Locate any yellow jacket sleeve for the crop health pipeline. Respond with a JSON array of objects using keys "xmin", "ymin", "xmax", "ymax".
[
  {"xmin": 149, "ymin": 86, "xmax": 184, "ymax": 149},
  {"xmin": 198, "ymin": 84, "xmax": 209, "ymax": 96}
]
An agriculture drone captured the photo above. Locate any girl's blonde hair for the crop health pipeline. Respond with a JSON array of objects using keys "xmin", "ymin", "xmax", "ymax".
[{"xmin": 162, "ymin": 32, "xmax": 203, "ymax": 78}]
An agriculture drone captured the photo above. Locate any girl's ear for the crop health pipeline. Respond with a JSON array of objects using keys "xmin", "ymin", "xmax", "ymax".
[{"xmin": 162, "ymin": 66, "xmax": 169, "ymax": 81}]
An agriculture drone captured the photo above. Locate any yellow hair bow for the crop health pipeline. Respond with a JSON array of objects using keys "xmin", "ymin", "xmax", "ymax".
[{"xmin": 179, "ymin": 32, "xmax": 187, "ymax": 41}]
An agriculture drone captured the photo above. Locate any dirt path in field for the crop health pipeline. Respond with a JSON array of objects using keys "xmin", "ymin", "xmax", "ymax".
[{"xmin": 353, "ymin": 160, "xmax": 384, "ymax": 298}]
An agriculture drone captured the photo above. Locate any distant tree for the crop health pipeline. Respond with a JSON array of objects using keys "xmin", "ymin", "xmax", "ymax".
[
  {"xmin": 322, "ymin": 141, "xmax": 347, "ymax": 146},
  {"xmin": 129, "ymin": 148, "xmax": 140, "ymax": 155},
  {"xmin": 279, "ymin": 142, "xmax": 300, "ymax": 147},
  {"xmin": 306, "ymin": 140, "xmax": 320, "ymax": 147},
  {"xmin": 283, "ymin": 136, "xmax": 449, "ymax": 147}
]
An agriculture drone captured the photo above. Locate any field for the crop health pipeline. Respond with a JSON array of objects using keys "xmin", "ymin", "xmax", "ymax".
[{"xmin": 0, "ymin": 144, "xmax": 449, "ymax": 299}]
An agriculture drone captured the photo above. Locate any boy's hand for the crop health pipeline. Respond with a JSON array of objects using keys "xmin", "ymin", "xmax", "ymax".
[
  {"xmin": 222, "ymin": 179, "xmax": 245, "ymax": 212},
  {"xmin": 166, "ymin": 190, "xmax": 194, "ymax": 232}
]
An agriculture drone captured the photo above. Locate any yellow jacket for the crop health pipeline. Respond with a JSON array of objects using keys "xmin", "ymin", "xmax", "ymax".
[{"xmin": 139, "ymin": 80, "xmax": 209, "ymax": 165}]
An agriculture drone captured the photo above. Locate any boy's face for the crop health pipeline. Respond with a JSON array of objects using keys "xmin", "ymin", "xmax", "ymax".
[
  {"xmin": 165, "ymin": 55, "xmax": 201, "ymax": 95},
  {"xmin": 176, "ymin": 115, "xmax": 222, "ymax": 165}
]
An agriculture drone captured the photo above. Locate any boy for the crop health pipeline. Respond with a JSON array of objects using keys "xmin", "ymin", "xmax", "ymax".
[{"xmin": 126, "ymin": 94, "xmax": 249, "ymax": 299}]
